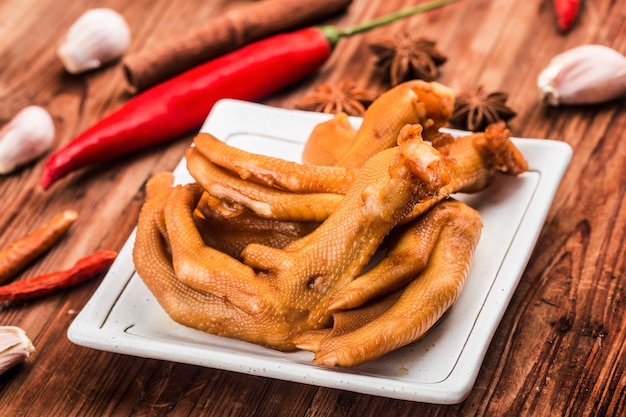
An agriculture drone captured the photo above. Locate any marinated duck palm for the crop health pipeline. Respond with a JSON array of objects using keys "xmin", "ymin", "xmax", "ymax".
[
  {"xmin": 134, "ymin": 124, "xmax": 449, "ymax": 350},
  {"xmin": 189, "ymin": 120, "xmax": 525, "ymax": 224},
  {"xmin": 294, "ymin": 199, "xmax": 482, "ymax": 366},
  {"xmin": 132, "ymin": 80, "xmax": 528, "ymax": 366}
]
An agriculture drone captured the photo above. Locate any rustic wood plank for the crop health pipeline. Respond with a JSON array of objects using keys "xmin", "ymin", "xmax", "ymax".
[{"xmin": 0, "ymin": 0, "xmax": 624, "ymax": 415}]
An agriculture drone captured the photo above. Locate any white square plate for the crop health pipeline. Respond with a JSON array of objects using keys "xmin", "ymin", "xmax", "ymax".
[{"xmin": 68, "ymin": 99, "xmax": 572, "ymax": 404}]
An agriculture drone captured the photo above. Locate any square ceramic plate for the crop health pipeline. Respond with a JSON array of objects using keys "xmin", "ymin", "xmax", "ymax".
[{"xmin": 68, "ymin": 99, "xmax": 572, "ymax": 404}]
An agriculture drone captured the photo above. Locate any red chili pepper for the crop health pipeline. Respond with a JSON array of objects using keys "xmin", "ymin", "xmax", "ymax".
[
  {"xmin": 0, "ymin": 250, "xmax": 117, "ymax": 301},
  {"xmin": 40, "ymin": 0, "xmax": 458, "ymax": 190},
  {"xmin": 40, "ymin": 28, "xmax": 331, "ymax": 190},
  {"xmin": 0, "ymin": 210, "xmax": 77, "ymax": 284},
  {"xmin": 554, "ymin": 0, "xmax": 581, "ymax": 32}
]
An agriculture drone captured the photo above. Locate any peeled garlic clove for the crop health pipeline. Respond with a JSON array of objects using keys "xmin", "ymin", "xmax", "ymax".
[
  {"xmin": 0, "ymin": 105, "xmax": 55, "ymax": 175},
  {"xmin": 0, "ymin": 326, "xmax": 35, "ymax": 375},
  {"xmin": 537, "ymin": 44, "xmax": 626, "ymax": 106},
  {"xmin": 58, "ymin": 8, "xmax": 131, "ymax": 74}
]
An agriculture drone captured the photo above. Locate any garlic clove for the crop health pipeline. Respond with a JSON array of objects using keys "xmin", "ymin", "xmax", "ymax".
[
  {"xmin": 0, "ymin": 105, "xmax": 55, "ymax": 175},
  {"xmin": 537, "ymin": 44, "xmax": 626, "ymax": 106},
  {"xmin": 0, "ymin": 326, "xmax": 35, "ymax": 375},
  {"xmin": 57, "ymin": 8, "xmax": 131, "ymax": 74}
]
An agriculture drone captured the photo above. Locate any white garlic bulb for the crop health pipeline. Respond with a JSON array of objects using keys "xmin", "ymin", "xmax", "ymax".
[
  {"xmin": 0, "ymin": 326, "xmax": 35, "ymax": 375},
  {"xmin": 57, "ymin": 8, "xmax": 131, "ymax": 74},
  {"xmin": 0, "ymin": 106, "xmax": 55, "ymax": 175},
  {"xmin": 537, "ymin": 44, "xmax": 626, "ymax": 106}
]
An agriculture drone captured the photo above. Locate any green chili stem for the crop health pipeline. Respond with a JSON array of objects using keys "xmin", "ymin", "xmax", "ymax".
[{"xmin": 320, "ymin": 0, "xmax": 460, "ymax": 46}]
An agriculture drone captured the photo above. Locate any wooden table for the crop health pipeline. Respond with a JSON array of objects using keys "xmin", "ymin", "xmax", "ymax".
[{"xmin": 1, "ymin": 0, "xmax": 624, "ymax": 415}]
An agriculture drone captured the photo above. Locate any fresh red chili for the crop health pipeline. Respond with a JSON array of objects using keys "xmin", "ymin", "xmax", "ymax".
[
  {"xmin": 40, "ymin": 28, "xmax": 331, "ymax": 190},
  {"xmin": 40, "ymin": 0, "xmax": 458, "ymax": 190},
  {"xmin": 0, "ymin": 250, "xmax": 117, "ymax": 301},
  {"xmin": 554, "ymin": 0, "xmax": 581, "ymax": 32}
]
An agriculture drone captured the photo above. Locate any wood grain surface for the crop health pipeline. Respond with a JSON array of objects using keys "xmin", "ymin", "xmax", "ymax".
[{"xmin": 0, "ymin": 0, "xmax": 624, "ymax": 415}]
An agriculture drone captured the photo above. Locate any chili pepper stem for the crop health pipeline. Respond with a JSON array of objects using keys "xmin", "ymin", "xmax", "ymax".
[{"xmin": 320, "ymin": 0, "xmax": 460, "ymax": 46}]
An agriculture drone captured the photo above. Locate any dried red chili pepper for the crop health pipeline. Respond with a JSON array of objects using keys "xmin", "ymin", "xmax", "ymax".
[
  {"xmin": 554, "ymin": 0, "xmax": 581, "ymax": 32},
  {"xmin": 0, "ymin": 210, "xmax": 77, "ymax": 284},
  {"xmin": 0, "ymin": 250, "xmax": 116, "ymax": 302},
  {"xmin": 40, "ymin": 0, "xmax": 458, "ymax": 190}
]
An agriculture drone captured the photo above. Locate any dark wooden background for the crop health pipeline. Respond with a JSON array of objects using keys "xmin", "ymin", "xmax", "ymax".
[{"xmin": 0, "ymin": 0, "xmax": 624, "ymax": 415}]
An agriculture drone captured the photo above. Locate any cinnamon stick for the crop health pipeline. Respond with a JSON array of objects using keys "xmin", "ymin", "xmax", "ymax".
[{"xmin": 122, "ymin": 0, "xmax": 353, "ymax": 93}]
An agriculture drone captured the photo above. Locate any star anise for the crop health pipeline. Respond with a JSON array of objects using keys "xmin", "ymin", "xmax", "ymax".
[
  {"xmin": 449, "ymin": 86, "xmax": 517, "ymax": 132},
  {"xmin": 369, "ymin": 33, "xmax": 447, "ymax": 86},
  {"xmin": 295, "ymin": 80, "xmax": 376, "ymax": 117}
]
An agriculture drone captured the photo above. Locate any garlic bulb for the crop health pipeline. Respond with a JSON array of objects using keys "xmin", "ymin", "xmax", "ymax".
[
  {"xmin": 58, "ymin": 8, "xmax": 131, "ymax": 74},
  {"xmin": 0, "ymin": 106, "xmax": 55, "ymax": 175},
  {"xmin": 0, "ymin": 326, "xmax": 35, "ymax": 375},
  {"xmin": 537, "ymin": 44, "xmax": 626, "ymax": 106}
]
